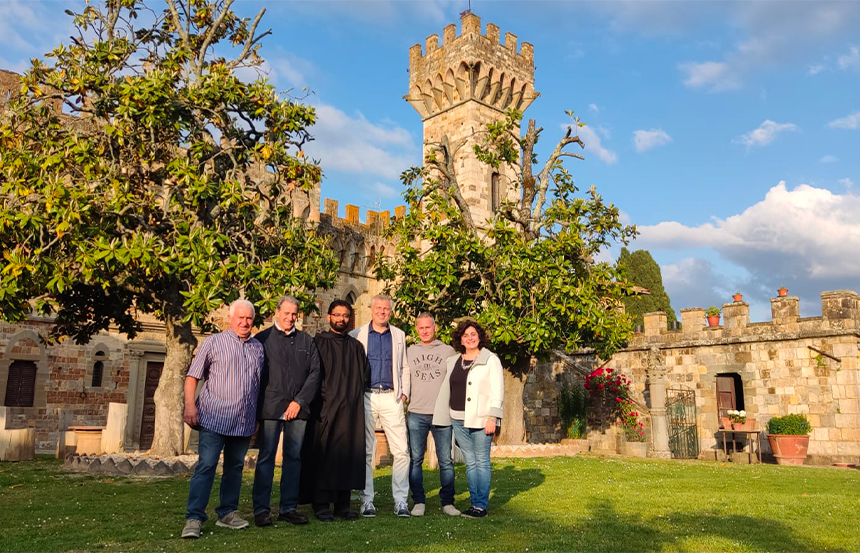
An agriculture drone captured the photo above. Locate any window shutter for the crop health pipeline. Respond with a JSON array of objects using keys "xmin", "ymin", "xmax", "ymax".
[{"xmin": 4, "ymin": 360, "xmax": 37, "ymax": 407}]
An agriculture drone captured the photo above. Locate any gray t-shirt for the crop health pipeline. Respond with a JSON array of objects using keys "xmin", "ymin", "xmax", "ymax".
[{"xmin": 407, "ymin": 340, "xmax": 456, "ymax": 415}]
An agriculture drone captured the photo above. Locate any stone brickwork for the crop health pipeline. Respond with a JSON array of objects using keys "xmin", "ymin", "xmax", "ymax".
[
  {"xmin": 405, "ymin": 13, "xmax": 538, "ymax": 229},
  {"xmin": 527, "ymin": 290, "xmax": 860, "ymax": 465}
]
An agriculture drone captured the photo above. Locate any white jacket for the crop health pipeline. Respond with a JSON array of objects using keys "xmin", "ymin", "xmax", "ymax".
[
  {"xmin": 432, "ymin": 348, "xmax": 504, "ymax": 429},
  {"xmin": 350, "ymin": 323, "xmax": 411, "ymax": 403}
]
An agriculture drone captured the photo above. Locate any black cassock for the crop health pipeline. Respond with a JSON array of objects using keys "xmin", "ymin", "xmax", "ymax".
[{"xmin": 298, "ymin": 330, "xmax": 370, "ymax": 503}]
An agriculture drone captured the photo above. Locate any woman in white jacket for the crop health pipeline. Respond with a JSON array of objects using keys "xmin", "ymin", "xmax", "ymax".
[{"xmin": 432, "ymin": 320, "xmax": 504, "ymax": 518}]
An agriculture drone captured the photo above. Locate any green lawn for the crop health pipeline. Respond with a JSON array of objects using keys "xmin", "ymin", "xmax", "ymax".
[{"xmin": 1, "ymin": 455, "xmax": 858, "ymax": 552}]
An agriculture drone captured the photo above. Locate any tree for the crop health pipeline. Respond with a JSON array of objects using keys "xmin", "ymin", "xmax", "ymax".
[
  {"xmin": 377, "ymin": 109, "xmax": 637, "ymax": 444},
  {"xmin": 0, "ymin": 0, "xmax": 338, "ymax": 456},
  {"xmin": 617, "ymin": 248, "xmax": 676, "ymax": 325}
]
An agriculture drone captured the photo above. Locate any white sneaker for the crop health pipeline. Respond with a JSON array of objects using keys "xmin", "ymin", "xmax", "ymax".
[
  {"xmin": 442, "ymin": 504, "xmax": 461, "ymax": 516},
  {"xmin": 411, "ymin": 503, "xmax": 425, "ymax": 517},
  {"xmin": 395, "ymin": 502, "xmax": 411, "ymax": 517}
]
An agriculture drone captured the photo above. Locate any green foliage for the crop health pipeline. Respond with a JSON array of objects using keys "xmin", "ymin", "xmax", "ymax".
[
  {"xmin": 705, "ymin": 306, "xmax": 721, "ymax": 317},
  {"xmin": 0, "ymin": 0, "xmax": 338, "ymax": 341},
  {"xmin": 378, "ymin": 110, "xmax": 637, "ymax": 374},
  {"xmin": 617, "ymin": 248, "xmax": 676, "ymax": 325},
  {"xmin": 557, "ymin": 382, "xmax": 588, "ymax": 439},
  {"xmin": 767, "ymin": 414, "xmax": 812, "ymax": 435}
]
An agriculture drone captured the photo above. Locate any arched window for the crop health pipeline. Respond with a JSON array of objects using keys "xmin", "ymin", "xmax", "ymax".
[
  {"xmin": 4, "ymin": 360, "xmax": 37, "ymax": 407},
  {"xmin": 491, "ymin": 172, "xmax": 501, "ymax": 211},
  {"xmin": 91, "ymin": 350, "xmax": 107, "ymax": 387},
  {"xmin": 345, "ymin": 292, "xmax": 357, "ymax": 332}
]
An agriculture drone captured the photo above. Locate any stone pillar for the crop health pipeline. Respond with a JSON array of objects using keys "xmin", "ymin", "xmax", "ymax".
[{"xmin": 646, "ymin": 348, "xmax": 672, "ymax": 459}]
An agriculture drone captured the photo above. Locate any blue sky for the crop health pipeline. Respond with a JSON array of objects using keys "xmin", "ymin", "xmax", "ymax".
[{"xmin": 2, "ymin": 0, "xmax": 858, "ymax": 322}]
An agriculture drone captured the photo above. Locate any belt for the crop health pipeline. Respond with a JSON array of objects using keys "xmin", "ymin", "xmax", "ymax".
[{"xmin": 366, "ymin": 386, "xmax": 394, "ymax": 394}]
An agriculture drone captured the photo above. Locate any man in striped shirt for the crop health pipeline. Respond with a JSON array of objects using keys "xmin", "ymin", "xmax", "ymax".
[{"xmin": 181, "ymin": 299, "xmax": 265, "ymax": 540}]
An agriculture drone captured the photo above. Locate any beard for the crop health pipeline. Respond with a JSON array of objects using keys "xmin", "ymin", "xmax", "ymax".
[{"xmin": 330, "ymin": 319, "xmax": 350, "ymax": 333}]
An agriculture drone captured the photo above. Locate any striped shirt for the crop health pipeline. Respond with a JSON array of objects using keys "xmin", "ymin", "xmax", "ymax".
[{"xmin": 187, "ymin": 329, "xmax": 264, "ymax": 437}]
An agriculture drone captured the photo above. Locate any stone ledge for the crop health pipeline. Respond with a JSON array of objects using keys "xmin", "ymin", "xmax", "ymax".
[
  {"xmin": 490, "ymin": 442, "xmax": 588, "ymax": 458},
  {"xmin": 61, "ymin": 453, "xmax": 260, "ymax": 477}
]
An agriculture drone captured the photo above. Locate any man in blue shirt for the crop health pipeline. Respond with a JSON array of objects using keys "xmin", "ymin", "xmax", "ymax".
[
  {"xmin": 351, "ymin": 295, "xmax": 411, "ymax": 518},
  {"xmin": 181, "ymin": 299, "xmax": 265, "ymax": 539}
]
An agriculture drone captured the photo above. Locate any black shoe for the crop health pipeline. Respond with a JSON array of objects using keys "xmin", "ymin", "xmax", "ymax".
[
  {"xmin": 277, "ymin": 510, "xmax": 309, "ymax": 525},
  {"xmin": 315, "ymin": 509, "xmax": 335, "ymax": 523},
  {"xmin": 334, "ymin": 510, "xmax": 359, "ymax": 521},
  {"xmin": 461, "ymin": 506, "xmax": 487, "ymax": 519},
  {"xmin": 254, "ymin": 512, "xmax": 273, "ymax": 527}
]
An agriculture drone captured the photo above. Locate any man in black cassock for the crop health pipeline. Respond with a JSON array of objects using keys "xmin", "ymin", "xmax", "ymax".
[{"xmin": 299, "ymin": 299, "xmax": 370, "ymax": 522}]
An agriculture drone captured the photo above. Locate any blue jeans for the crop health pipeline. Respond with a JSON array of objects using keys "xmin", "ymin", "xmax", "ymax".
[
  {"xmin": 251, "ymin": 418, "xmax": 307, "ymax": 515},
  {"xmin": 407, "ymin": 413, "xmax": 455, "ymax": 506},
  {"xmin": 451, "ymin": 419, "xmax": 493, "ymax": 510},
  {"xmin": 186, "ymin": 427, "xmax": 251, "ymax": 522}
]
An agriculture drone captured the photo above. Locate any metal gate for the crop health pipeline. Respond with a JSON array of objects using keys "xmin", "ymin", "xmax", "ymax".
[{"xmin": 666, "ymin": 386, "xmax": 698, "ymax": 458}]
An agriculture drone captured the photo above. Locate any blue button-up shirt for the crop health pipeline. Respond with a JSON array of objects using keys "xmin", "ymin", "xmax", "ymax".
[
  {"xmin": 367, "ymin": 326, "xmax": 393, "ymax": 389},
  {"xmin": 187, "ymin": 329, "xmax": 264, "ymax": 437}
]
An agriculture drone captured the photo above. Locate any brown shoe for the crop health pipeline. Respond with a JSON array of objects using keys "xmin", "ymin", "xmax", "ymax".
[{"xmin": 277, "ymin": 510, "xmax": 309, "ymax": 525}]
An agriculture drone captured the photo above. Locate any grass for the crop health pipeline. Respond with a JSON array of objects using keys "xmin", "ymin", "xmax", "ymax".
[{"xmin": 0, "ymin": 454, "xmax": 858, "ymax": 552}]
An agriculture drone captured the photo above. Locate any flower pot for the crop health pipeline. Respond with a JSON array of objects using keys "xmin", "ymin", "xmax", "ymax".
[
  {"xmin": 731, "ymin": 418, "xmax": 756, "ymax": 431},
  {"xmin": 720, "ymin": 416, "xmax": 731, "ymax": 429},
  {"xmin": 732, "ymin": 294, "xmax": 743, "ymax": 302},
  {"xmin": 767, "ymin": 434, "xmax": 809, "ymax": 466},
  {"xmin": 621, "ymin": 441, "xmax": 647, "ymax": 458},
  {"xmin": 706, "ymin": 315, "xmax": 720, "ymax": 327},
  {"xmin": 777, "ymin": 288, "xmax": 788, "ymax": 297}
]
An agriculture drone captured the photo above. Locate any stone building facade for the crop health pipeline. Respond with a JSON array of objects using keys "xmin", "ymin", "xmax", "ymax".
[{"xmin": 522, "ymin": 290, "xmax": 860, "ymax": 465}]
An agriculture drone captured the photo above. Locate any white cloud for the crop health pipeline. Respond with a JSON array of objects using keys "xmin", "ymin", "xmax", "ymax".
[
  {"xmin": 678, "ymin": 61, "xmax": 740, "ymax": 91},
  {"xmin": 588, "ymin": 103, "xmax": 599, "ymax": 113},
  {"xmin": 820, "ymin": 155, "xmax": 839, "ymax": 163},
  {"xmin": 828, "ymin": 111, "xmax": 860, "ymax": 130},
  {"xmin": 736, "ymin": 120, "xmax": 798, "ymax": 149},
  {"xmin": 368, "ymin": 182, "xmax": 399, "ymax": 200},
  {"xmin": 638, "ymin": 182, "xmax": 860, "ymax": 287},
  {"xmin": 566, "ymin": 123, "xmax": 618, "ymax": 165},
  {"xmin": 306, "ymin": 103, "xmax": 418, "ymax": 180},
  {"xmin": 808, "ymin": 64, "xmax": 825, "ymax": 76},
  {"xmin": 837, "ymin": 46, "xmax": 860, "ymax": 71},
  {"xmin": 840, "ymin": 178, "xmax": 855, "ymax": 190},
  {"xmin": 633, "ymin": 128, "xmax": 672, "ymax": 153}
]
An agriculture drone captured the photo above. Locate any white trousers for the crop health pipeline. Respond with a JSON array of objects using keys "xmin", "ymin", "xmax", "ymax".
[{"xmin": 360, "ymin": 391, "xmax": 410, "ymax": 506}]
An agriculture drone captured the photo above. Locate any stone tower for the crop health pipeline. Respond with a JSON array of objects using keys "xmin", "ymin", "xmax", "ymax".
[{"xmin": 404, "ymin": 13, "xmax": 539, "ymax": 227}]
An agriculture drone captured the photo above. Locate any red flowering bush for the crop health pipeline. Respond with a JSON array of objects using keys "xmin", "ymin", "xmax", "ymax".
[
  {"xmin": 619, "ymin": 399, "xmax": 645, "ymax": 442},
  {"xmin": 583, "ymin": 367, "xmax": 644, "ymax": 441}
]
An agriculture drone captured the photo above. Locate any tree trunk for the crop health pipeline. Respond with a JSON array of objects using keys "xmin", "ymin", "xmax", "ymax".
[
  {"xmin": 498, "ymin": 371, "xmax": 526, "ymax": 445},
  {"xmin": 149, "ymin": 312, "xmax": 197, "ymax": 457}
]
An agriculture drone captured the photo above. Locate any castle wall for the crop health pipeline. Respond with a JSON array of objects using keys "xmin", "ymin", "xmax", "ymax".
[{"xmin": 525, "ymin": 290, "xmax": 860, "ymax": 464}]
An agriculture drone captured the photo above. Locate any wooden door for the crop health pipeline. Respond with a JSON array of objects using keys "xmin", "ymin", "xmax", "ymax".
[
  {"xmin": 716, "ymin": 375, "xmax": 736, "ymax": 417},
  {"xmin": 139, "ymin": 361, "xmax": 163, "ymax": 450}
]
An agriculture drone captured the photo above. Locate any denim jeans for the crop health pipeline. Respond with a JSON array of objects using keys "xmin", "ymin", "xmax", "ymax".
[
  {"xmin": 186, "ymin": 427, "xmax": 251, "ymax": 522},
  {"xmin": 251, "ymin": 418, "xmax": 307, "ymax": 515},
  {"xmin": 451, "ymin": 419, "xmax": 493, "ymax": 510},
  {"xmin": 407, "ymin": 412, "xmax": 455, "ymax": 506}
]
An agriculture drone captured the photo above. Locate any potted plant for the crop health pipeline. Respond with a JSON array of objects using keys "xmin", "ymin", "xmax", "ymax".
[
  {"xmin": 727, "ymin": 409, "xmax": 756, "ymax": 431},
  {"xmin": 619, "ymin": 400, "xmax": 647, "ymax": 457},
  {"xmin": 732, "ymin": 292, "xmax": 743, "ymax": 302},
  {"xmin": 705, "ymin": 306, "xmax": 721, "ymax": 327},
  {"xmin": 767, "ymin": 414, "xmax": 811, "ymax": 466},
  {"xmin": 777, "ymin": 286, "xmax": 788, "ymax": 297}
]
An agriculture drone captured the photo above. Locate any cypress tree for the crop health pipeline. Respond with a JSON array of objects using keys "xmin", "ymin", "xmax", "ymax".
[{"xmin": 618, "ymin": 248, "xmax": 677, "ymax": 325}]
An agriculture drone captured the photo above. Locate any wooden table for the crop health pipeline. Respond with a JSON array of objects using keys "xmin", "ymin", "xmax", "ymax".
[{"xmin": 716, "ymin": 429, "xmax": 761, "ymax": 464}]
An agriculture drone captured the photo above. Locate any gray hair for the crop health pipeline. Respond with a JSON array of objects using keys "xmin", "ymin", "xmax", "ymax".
[
  {"xmin": 277, "ymin": 296, "xmax": 300, "ymax": 311},
  {"xmin": 416, "ymin": 312, "xmax": 435, "ymax": 323},
  {"xmin": 229, "ymin": 299, "xmax": 256, "ymax": 318},
  {"xmin": 371, "ymin": 294, "xmax": 393, "ymax": 308}
]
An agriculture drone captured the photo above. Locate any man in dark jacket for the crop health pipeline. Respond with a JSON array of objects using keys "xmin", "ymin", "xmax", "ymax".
[
  {"xmin": 251, "ymin": 296, "xmax": 321, "ymax": 527},
  {"xmin": 298, "ymin": 299, "xmax": 370, "ymax": 522}
]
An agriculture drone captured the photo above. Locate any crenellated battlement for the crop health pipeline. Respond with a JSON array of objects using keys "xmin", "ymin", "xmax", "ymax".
[
  {"xmin": 634, "ymin": 290, "xmax": 860, "ymax": 344},
  {"xmin": 405, "ymin": 12, "xmax": 538, "ymax": 120},
  {"xmin": 320, "ymin": 198, "xmax": 405, "ymax": 232}
]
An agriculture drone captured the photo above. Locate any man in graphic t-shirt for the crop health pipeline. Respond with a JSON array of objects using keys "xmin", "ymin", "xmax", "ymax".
[{"xmin": 405, "ymin": 312, "xmax": 459, "ymax": 517}]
